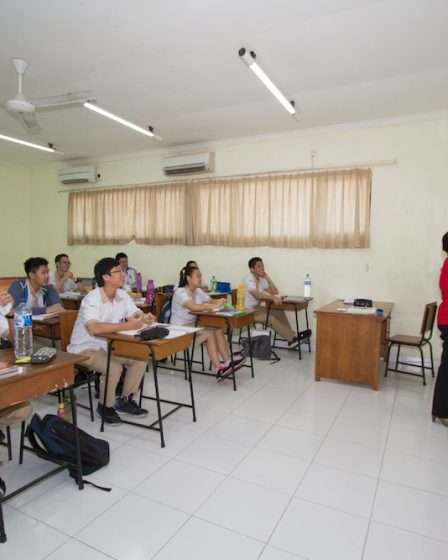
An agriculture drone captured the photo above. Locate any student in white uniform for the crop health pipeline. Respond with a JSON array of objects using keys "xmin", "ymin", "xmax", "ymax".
[
  {"xmin": 244, "ymin": 257, "xmax": 298, "ymax": 349},
  {"xmin": 49, "ymin": 253, "xmax": 79, "ymax": 294},
  {"xmin": 115, "ymin": 252, "xmax": 139, "ymax": 292},
  {"xmin": 171, "ymin": 264, "xmax": 245, "ymax": 380}
]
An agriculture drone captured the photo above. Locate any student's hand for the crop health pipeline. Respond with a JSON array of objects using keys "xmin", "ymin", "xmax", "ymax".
[
  {"xmin": 64, "ymin": 271, "xmax": 75, "ymax": 280},
  {"xmin": 124, "ymin": 315, "xmax": 146, "ymax": 331},
  {"xmin": 0, "ymin": 291, "xmax": 12, "ymax": 307},
  {"xmin": 143, "ymin": 312, "xmax": 156, "ymax": 325},
  {"xmin": 272, "ymin": 295, "xmax": 282, "ymax": 305},
  {"xmin": 213, "ymin": 298, "xmax": 226, "ymax": 307}
]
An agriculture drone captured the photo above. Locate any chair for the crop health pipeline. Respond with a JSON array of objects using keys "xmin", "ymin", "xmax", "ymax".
[
  {"xmin": 384, "ymin": 302, "xmax": 437, "ymax": 386},
  {"xmin": 59, "ymin": 310, "xmax": 96, "ymax": 421},
  {"xmin": 0, "ymin": 402, "xmax": 32, "ymax": 464}
]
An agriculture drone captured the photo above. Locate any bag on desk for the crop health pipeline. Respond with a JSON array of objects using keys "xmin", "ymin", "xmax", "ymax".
[
  {"xmin": 26, "ymin": 414, "xmax": 110, "ymax": 482},
  {"xmin": 137, "ymin": 325, "xmax": 170, "ymax": 340}
]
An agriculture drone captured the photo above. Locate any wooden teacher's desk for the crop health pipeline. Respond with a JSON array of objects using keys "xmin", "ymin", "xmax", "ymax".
[{"xmin": 314, "ymin": 300, "xmax": 393, "ymax": 390}]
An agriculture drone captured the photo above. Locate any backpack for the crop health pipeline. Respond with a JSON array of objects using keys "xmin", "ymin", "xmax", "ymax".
[
  {"xmin": 159, "ymin": 296, "xmax": 173, "ymax": 324},
  {"xmin": 240, "ymin": 330, "xmax": 280, "ymax": 363},
  {"xmin": 26, "ymin": 414, "xmax": 110, "ymax": 483}
]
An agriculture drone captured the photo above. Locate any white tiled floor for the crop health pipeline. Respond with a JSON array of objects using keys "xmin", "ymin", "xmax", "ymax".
[{"xmin": 2, "ymin": 349, "xmax": 448, "ymax": 559}]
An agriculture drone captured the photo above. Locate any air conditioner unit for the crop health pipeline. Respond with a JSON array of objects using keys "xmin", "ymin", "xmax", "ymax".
[
  {"xmin": 162, "ymin": 152, "xmax": 213, "ymax": 176},
  {"xmin": 58, "ymin": 165, "xmax": 97, "ymax": 185}
]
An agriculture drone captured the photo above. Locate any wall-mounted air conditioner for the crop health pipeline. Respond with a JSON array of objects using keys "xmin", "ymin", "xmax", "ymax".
[
  {"xmin": 58, "ymin": 165, "xmax": 97, "ymax": 185},
  {"xmin": 162, "ymin": 152, "xmax": 213, "ymax": 176}
]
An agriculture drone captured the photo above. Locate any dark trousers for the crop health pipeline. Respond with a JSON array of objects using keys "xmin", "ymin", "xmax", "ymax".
[{"xmin": 432, "ymin": 326, "xmax": 448, "ymax": 418}]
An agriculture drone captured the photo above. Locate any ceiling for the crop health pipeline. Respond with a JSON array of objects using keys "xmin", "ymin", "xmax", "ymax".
[{"xmin": 1, "ymin": 0, "xmax": 448, "ymax": 165}]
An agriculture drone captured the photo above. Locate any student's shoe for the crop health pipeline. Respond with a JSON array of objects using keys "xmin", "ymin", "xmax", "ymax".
[
  {"xmin": 231, "ymin": 355, "xmax": 247, "ymax": 368},
  {"xmin": 288, "ymin": 337, "xmax": 299, "ymax": 350},
  {"xmin": 216, "ymin": 362, "xmax": 232, "ymax": 383},
  {"xmin": 97, "ymin": 404, "xmax": 122, "ymax": 425},
  {"xmin": 115, "ymin": 396, "xmax": 148, "ymax": 417}
]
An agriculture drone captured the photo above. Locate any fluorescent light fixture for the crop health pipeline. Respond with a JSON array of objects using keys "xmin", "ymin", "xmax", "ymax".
[
  {"xmin": 84, "ymin": 101, "xmax": 160, "ymax": 139},
  {"xmin": 239, "ymin": 48, "xmax": 296, "ymax": 115},
  {"xmin": 0, "ymin": 133, "xmax": 56, "ymax": 153}
]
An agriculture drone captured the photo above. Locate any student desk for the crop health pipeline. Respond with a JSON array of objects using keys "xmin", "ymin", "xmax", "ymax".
[
  {"xmin": 0, "ymin": 350, "xmax": 85, "ymax": 544},
  {"xmin": 32, "ymin": 315, "xmax": 61, "ymax": 347},
  {"xmin": 314, "ymin": 300, "xmax": 394, "ymax": 390},
  {"xmin": 265, "ymin": 297, "xmax": 313, "ymax": 359},
  {"xmin": 99, "ymin": 330, "xmax": 197, "ymax": 447},
  {"xmin": 192, "ymin": 310, "xmax": 255, "ymax": 391}
]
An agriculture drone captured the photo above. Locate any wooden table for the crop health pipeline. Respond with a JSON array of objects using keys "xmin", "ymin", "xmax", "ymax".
[
  {"xmin": 99, "ymin": 330, "xmax": 197, "ymax": 447},
  {"xmin": 265, "ymin": 297, "xmax": 313, "ymax": 359},
  {"xmin": 61, "ymin": 296, "xmax": 83, "ymax": 310},
  {"xmin": 0, "ymin": 350, "xmax": 86, "ymax": 544},
  {"xmin": 32, "ymin": 316, "xmax": 61, "ymax": 347},
  {"xmin": 192, "ymin": 310, "xmax": 255, "ymax": 391},
  {"xmin": 314, "ymin": 300, "xmax": 394, "ymax": 390}
]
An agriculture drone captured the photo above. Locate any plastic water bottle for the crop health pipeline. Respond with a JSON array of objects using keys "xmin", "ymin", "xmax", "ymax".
[
  {"xmin": 236, "ymin": 282, "xmax": 245, "ymax": 311},
  {"xmin": 136, "ymin": 272, "xmax": 142, "ymax": 293},
  {"xmin": 14, "ymin": 303, "xmax": 33, "ymax": 363},
  {"xmin": 145, "ymin": 279, "xmax": 155, "ymax": 305},
  {"xmin": 57, "ymin": 401, "xmax": 65, "ymax": 418},
  {"xmin": 304, "ymin": 274, "xmax": 312, "ymax": 298},
  {"xmin": 209, "ymin": 275, "xmax": 217, "ymax": 292}
]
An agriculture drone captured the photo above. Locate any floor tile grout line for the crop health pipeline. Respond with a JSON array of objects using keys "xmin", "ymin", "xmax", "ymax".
[
  {"xmin": 360, "ymin": 376, "xmax": 400, "ymax": 559},
  {"xmin": 255, "ymin": 386, "xmax": 355, "ymax": 559}
]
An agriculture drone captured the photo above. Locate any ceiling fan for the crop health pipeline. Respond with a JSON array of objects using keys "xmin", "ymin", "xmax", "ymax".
[{"xmin": 3, "ymin": 58, "xmax": 94, "ymax": 134}]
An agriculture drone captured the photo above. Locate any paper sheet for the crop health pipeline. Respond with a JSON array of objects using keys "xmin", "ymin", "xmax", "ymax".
[{"xmin": 32, "ymin": 312, "xmax": 60, "ymax": 321}]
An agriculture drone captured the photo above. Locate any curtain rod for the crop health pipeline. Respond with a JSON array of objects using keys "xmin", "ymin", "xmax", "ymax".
[{"xmin": 57, "ymin": 158, "xmax": 397, "ymax": 193}]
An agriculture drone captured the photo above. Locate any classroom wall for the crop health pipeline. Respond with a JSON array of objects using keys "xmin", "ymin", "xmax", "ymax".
[
  {"xmin": 26, "ymin": 115, "xmax": 448, "ymax": 351},
  {"xmin": 0, "ymin": 161, "xmax": 31, "ymax": 274}
]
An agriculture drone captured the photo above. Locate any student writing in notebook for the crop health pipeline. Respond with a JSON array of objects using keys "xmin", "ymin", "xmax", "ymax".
[{"xmin": 171, "ymin": 264, "xmax": 246, "ymax": 380}]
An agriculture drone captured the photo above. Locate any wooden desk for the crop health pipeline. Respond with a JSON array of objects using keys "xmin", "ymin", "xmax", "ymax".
[
  {"xmin": 32, "ymin": 316, "xmax": 61, "ymax": 347},
  {"xmin": 0, "ymin": 350, "xmax": 86, "ymax": 543},
  {"xmin": 314, "ymin": 301, "xmax": 393, "ymax": 390},
  {"xmin": 193, "ymin": 310, "xmax": 255, "ymax": 391},
  {"xmin": 265, "ymin": 298, "xmax": 313, "ymax": 359},
  {"xmin": 61, "ymin": 296, "xmax": 83, "ymax": 310},
  {"xmin": 100, "ymin": 331, "xmax": 197, "ymax": 447}
]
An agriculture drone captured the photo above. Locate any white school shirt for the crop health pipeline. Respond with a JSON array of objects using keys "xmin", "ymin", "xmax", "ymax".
[
  {"xmin": 243, "ymin": 274, "xmax": 270, "ymax": 310},
  {"xmin": 170, "ymin": 287, "xmax": 210, "ymax": 325},
  {"xmin": 68, "ymin": 287, "xmax": 139, "ymax": 353},
  {"xmin": 123, "ymin": 267, "xmax": 138, "ymax": 292},
  {"xmin": 0, "ymin": 301, "xmax": 12, "ymax": 339},
  {"xmin": 49, "ymin": 271, "xmax": 78, "ymax": 294}
]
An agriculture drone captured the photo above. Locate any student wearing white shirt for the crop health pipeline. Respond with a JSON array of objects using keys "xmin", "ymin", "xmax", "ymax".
[
  {"xmin": 68, "ymin": 257, "xmax": 155, "ymax": 425},
  {"xmin": 0, "ymin": 291, "xmax": 13, "ymax": 348},
  {"xmin": 116, "ymin": 252, "xmax": 138, "ymax": 292},
  {"xmin": 171, "ymin": 264, "xmax": 245, "ymax": 380},
  {"xmin": 244, "ymin": 257, "xmax": 298, "ymax": 349},
  {"xmin": 49, "ymin": 253, "xmax": 79, "ymax": 294}
]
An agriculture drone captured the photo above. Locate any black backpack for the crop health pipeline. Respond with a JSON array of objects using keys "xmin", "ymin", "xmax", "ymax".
[
  {"xmin": 160, "ymin": 296, "xmax": 173, "ymax": 324},
  {"xmin": 26, "ymin": 414, "xmax": 110, "ymax": 480},
  {"xmin": 240, "ymin": 331, "xmax": 280, "ymax": 363}
]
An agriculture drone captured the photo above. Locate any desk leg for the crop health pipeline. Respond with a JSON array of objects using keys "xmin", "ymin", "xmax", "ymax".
[
  {"xmin": 247, "ymin": 325, "xmax": 255, "ymax": 378},
  {"xmin": 51, "ymin": 324, "xmax": 56, "ymax": 349},
  {"xmin": 264, "ymin": 305, "xmax": 271, "ymax": 330},
  {"xmin": 100, "ymin": 340, "xmax": 113, "ymax": 433},
  {"xmin": 151, "ymin": 354, "xmax": 165, "ymax": 448},
  {"xmin": 0, "ymin": 498, "xmax": 6, "ymax": 543},
  {"xmin": 294, "ymin": 309, "xmax": 302, "ymax": 360},
  {"xmin": 69, "ymin": 387, "xmax": 84, "ymax": 490},
  {"xmin": 227, "ymin": 326, "xmax": 237, "ymax": 391},
  {"xmin": 185, "ymin": 349, "xmax": 197, "ymax": 422},
  {"xmin": 305, "ymin": 308, "xmax": 312, "ymax": 352}
]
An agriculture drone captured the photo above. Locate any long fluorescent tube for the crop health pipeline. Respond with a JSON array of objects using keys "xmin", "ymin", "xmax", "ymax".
[
  {"xmin": 0, "ymin": 133, "xmax": 56, "ymax": 153},
  {"xmin": 239, "ymin": 48, "xmax": 296, "ymax": 115},
  {"xmin": 84, "ymin": 101, "xmax": 159, "ymax": 139}
]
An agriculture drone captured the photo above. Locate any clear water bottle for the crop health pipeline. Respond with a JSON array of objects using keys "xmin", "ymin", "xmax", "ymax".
[
  {"xmin": 145, "ymin": 279, "xmax": 155, "ymax": 305},
  {"xmin": 209, "ymin": 275, "xmax": 217, "ymax": 292},
  {"xmin": 14, "ymin": 303, "xmax": 33, "ymax": 363},
  {"xmin": 304, "ymin": 273, "xmax": 312, "ymax": 298}
]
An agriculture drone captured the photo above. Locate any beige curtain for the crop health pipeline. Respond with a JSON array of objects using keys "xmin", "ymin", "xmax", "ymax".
[{"xmin": 67, "ymin": 168, "xmax": 371, "ymax": 248}]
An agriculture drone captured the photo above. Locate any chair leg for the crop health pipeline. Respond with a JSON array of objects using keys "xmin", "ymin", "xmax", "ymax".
[
  {"xmin": 139, "ymin": 370, "xmax": 146, "ymax": 408},
  {"xmin": 19, "ymin": 421, "xmax": 25, "ymax": 465},
  {"xmin": 201, "ymin": 344, "xmax": 205, "ymax": 372},
  {"xmin": 428, "ymin": 342, "xmax": 435, "ymax": 378},
  {"xmin": 395, "ymin": 344, "xmax": 401, "ymax": 370},
  {"xmin": 6, "ymin": 426, "xmax": 12, "ymax": 461},
  {"xmin": 418, "ymin": 346, "xmax": 426, "ymax": 386},
  {"xmin": 87, "ymin": 378, "xmax": 94, "ymax": 422},
  {"xmin": 384, "ymin": 342, "xmax": 392, "ymax": 377}
]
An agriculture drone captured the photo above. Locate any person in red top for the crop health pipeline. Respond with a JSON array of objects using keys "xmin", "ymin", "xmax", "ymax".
[{"xmin": 432, "ymin": 232, "xmax": 448, "ymax": 426}]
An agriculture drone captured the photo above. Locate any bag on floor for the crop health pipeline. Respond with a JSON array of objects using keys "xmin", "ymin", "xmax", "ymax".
[
  {"xmin": 26, "ymin": 414, "xmax": 110, "ymax": 485},
  {"xmin": 240, "ymin": 330, "xmax": 280, "ymax": 362}
]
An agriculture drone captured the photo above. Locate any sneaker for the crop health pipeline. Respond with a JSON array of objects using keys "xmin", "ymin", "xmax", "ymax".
[
  {"xmin": 97, "ymin": 404, "xmax": 122, "ymax": 425},
  {"xmin": 115, "ymin": 396, "xmax": 148, "ymax": 417},
  {"xmin": 288, "ymin": 337, "xmax": 299, "ymax": 350},
  {"xmin": 216, "ymin": 362, "xmax": 232, "ymax": 383}
]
